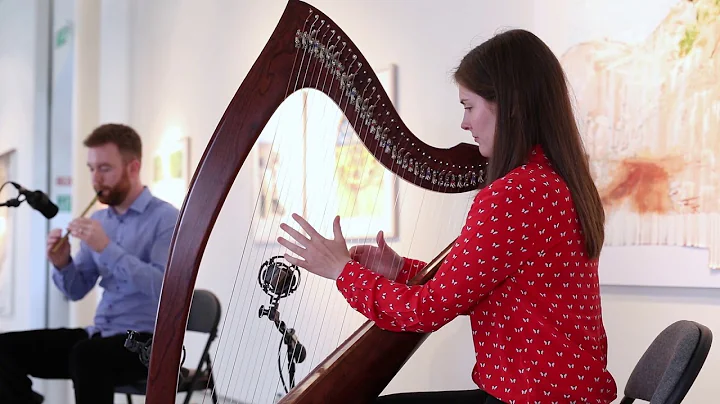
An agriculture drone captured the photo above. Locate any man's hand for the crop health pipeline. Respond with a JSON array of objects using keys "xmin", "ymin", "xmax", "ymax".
[
  {"xmin": 47, "ymin": 228, "xmax": 70, "ymax": 268},
  {"xmin": 67, "ymin": 218, "xmax": 110, "ymax": 253}
]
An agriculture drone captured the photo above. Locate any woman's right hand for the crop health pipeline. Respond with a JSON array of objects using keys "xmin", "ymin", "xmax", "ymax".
[
  {"xmin": 47, "ymin": 228, "xmax": 70, "ymax": 268},
  {"xmin": 348, "ymin": 230, "xmax": 405, "ymax": 280}
]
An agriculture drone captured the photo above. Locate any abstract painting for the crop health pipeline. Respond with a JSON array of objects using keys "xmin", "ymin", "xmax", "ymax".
[{"xmin": 559, "ymin": 0, "xmax": 720, "ymax": 266}]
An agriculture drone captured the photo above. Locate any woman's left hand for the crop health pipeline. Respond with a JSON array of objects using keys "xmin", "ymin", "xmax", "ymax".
[{"xmin": 278, "ymin": 213, "xmax": 351, "ymax": 281}]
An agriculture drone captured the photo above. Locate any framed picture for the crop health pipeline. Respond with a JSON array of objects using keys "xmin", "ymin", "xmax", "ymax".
[
  {"xmin": 151, "ymin": 137, "xmax": 191, "ymax": 209},
  {"xmin": 252, "ymin": 90, "xmax": 307, "ymax": 243},
  {"xmin": 304, "ymin": 65, "xmax": 399, "ymax": 241},
  {"xmin": 0, "ymin": 149, "xmax": 16, "ymax": 316},
  {"xmin": 253, "ymin": 65, "xmax": 399, "ymax": 243}
]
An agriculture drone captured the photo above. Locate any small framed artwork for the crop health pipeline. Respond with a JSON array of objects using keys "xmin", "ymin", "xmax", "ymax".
[
  {"xmin": 251, "ymin": 64, "xmax": 399, "ymax": 243},
  {"xmin": 252, "ymin": 90, "xmax": 307, "ymax": 243},
  {"xmin": 151, "ymin": 137, "xmax": 191, "ymax": 209},
  {"xmin": 0, "ymin": 149, "xmax": 16, "ymax": 316},
  {"xmin": 304, "ymin": 64, "xmax": 399, "ymax": 241}
]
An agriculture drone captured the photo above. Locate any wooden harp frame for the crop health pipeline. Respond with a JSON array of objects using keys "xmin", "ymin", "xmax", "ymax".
[{"xmin": 146, "ymin": 1, "xmax": 488, "ymax": 403}]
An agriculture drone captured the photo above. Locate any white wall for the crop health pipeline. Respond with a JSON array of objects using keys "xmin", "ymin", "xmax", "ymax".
[
  {"xmin": 0, "ymin": 0, "xmax": 54, "ymax": 399},
  {"xmin": 63, "ymin": 0, "xmax": 720, "ymax": 402},
  {"xmin": 0, "ymin": 0, "xmax": 51, "ymax": 335}
]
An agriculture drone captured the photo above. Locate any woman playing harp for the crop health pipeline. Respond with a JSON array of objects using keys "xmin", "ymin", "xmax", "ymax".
[
  {"xmin": 278, "ymin": 29, "xmax": 618, "ymax": 404},
  {"xmin": 145, "ymin": 2, "xmax": 617, "ymax": 404}
]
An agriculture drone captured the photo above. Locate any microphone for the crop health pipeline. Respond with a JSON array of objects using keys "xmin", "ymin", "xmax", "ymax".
[
  {"xmin": 11, "ymin": 182, "xmax": 59, "ymax": 219},
  {"xmin": 258, "ymin": 255, "xmax": 300, "ymax": 300}
]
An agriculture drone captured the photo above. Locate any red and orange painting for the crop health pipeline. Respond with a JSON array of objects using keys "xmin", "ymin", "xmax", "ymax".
[{"xmin": 560, "ymin": 0, "xmax": 720, "ymax": 266}]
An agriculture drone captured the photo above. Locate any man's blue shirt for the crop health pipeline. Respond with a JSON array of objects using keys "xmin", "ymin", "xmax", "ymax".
[{"xmin": 52, "ymin": 187, "xmax": 179, "ymax": 337}]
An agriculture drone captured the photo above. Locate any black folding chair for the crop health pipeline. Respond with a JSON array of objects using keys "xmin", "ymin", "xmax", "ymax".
[{"xmin": 116, "ymin": 289, "xmax": 222, "ymax": 404}]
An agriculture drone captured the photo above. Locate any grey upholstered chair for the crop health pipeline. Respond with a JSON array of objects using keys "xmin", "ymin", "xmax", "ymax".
[
  {"xmin": 619, "ymin": 320, "xmax": 712, "ymax": 404},
  {"xmin": 116, "ymin": 289, "xmax": 222, "ymax": 404}
]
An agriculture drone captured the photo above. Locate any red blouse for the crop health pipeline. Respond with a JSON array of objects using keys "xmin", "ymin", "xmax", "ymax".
[{"xmin": 336, "ymin": 146, "xmax": 617, "ymax": 404}]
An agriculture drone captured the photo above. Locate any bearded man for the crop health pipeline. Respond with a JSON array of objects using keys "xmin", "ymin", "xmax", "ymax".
[{"xmin": 0, "ymin": 124, "xmax": 179, "ymax": 404}]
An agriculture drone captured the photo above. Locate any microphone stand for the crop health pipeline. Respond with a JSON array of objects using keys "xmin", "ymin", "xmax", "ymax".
[
  {"xmin": 259, "ymin": 302, "xmax": 305, "ymax": 391},
  {"xmin": 258, "ymin": 256, "xmax": 304, "ymax": 394}
]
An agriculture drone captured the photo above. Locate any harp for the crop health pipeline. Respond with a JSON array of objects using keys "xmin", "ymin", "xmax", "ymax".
[{"xmin": 145, "ymin": 1, "xmax": 488, "ymax": 403}]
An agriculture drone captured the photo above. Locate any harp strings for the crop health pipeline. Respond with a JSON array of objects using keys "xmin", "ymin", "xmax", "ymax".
[
  {"xmin": 205, "ymin": 12, "xmax": 319, "ymax": 402},
  {"xmin": 199, "ymin": 11, "xmax": 471, "ymax": 403}
]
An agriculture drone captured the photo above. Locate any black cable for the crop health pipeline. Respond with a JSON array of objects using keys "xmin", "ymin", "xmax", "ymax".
[{"xmin": 278, "ymin": 337, "xmax": 288, "ymax": 393}]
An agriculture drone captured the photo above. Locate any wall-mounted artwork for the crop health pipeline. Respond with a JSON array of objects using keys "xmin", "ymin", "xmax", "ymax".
[
  {"xmin": 252, "ymin": 65, "xmax": 398, "ymax": 243},
  {"xmin": 151, "ymin": 137, "xmax": 191, "ymax": 209},
  {"xmin": 306, "ymin": 65, "xmax": 398, "ymax": 241},
  {"xmin": 0, "ymin": 150, "xmax": 16, "ymax": 316},
  {"xmin": 558, "ymin": 0, "xmax": 720, "ymax": 267}
]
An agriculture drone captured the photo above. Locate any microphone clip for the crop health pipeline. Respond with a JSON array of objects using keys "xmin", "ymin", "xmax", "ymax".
[{"xmin": 0, "ymin": 198, "xmax": 21, "ymax": 208}]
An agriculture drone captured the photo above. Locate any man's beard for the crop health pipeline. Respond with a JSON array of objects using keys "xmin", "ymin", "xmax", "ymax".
[{"xmin": 97, "ymin": 173, "xmax": 131, "ymax": 206}]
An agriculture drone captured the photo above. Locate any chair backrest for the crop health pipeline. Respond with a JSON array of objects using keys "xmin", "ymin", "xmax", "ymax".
[
  {"xmin": 622, "ymin": 320, "xmax": 712, "ymax": 404},
  {"xmin": 186, "ymin": 289, "xmax": 222, "ymax": 338}
]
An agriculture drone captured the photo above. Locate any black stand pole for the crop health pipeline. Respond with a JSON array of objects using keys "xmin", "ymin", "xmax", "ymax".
[{"xmin": 260, "ymin": 298, "xmax": 306, "ymax": 392}]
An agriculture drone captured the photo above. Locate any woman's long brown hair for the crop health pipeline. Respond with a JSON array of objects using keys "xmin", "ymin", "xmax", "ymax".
[{"xmin": 453, "ymin": 29, "xmax": 605, "ymax": 259}]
